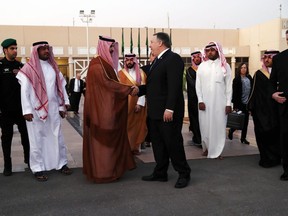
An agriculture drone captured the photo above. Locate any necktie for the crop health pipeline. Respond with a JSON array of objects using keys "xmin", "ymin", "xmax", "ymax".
[{"xmin": 149, "ymin": 58, "xmax": 158, "ymax": 71}]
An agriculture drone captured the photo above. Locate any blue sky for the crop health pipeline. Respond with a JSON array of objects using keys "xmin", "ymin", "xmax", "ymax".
[{"xmin": 0, "ymin": 0, "xmax": 287, "ymax": 29}]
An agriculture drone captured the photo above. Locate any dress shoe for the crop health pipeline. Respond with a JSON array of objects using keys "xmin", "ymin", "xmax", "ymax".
[
  {"xmin": 142, "ymin": 174, "xmax": 168, "ymax": 182},
  {"xmin": 192, "ymin": 137, "xmax": 201, "ymax": 145},
  {"xmin": 3, "ymin": 168, "xmax": 12, "ymax": 176},
  {"xmin": 175, "ymin": 176, "xmax": 190, "ymax": 188},
  {"xmin": 259, "ymin": 160, "xmax": 281, "ymax": 168},
  {"xmin": 240, "ymin": 139, "xmax": 250, "ymax": 144},
  {"xmin": 228, "ymin": 129, "xmax": 233, "ymax": 140},
  {"xmin": 24, "ymin": 159, "xmax": 30, "ymax": 168},
  {"xmin": 192, "ymin": 138, "xmax": 202, "ymax": 148},
  {"xmin": 145, "ymin": 142, "xmax": 151, "ymax": 147},
  {"xmin": 280, "ymin": 172, "xmax": 288, "ymax": 181}
]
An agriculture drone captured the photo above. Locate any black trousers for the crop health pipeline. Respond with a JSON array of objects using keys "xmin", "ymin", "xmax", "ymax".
[
  {"xmin": 0, "ymin": 112, "xmax": 30, "ymax": 169},
  {"xmin": 144, "ymin": 117, "xmax": 151, "ymax": 143},
  {"xmin": 254, "ymin": 125, "xmax": 281, "ymax": 166},
  {"xmin": 188, "ymin": 100, "xmax": 201, "ymax": 144},
  {"xmin": 279, "ymin": 112, "xmax": 288, "ymax": 172},
  {"xmin": 149, "ymin": 117, "xmax": 191, "ymax": 177},
  {"xmin": 230, "ymin": 103, "xmax": 250, "ymax": 140},
  {"xmin": 69, "ymin": 92, "xmax": 82, "ymax": 112}
]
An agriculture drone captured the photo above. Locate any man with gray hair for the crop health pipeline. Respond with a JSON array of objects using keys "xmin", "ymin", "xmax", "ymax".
[{"xmin": 132, "ymin": 32, "xmax": 191, "ymax": 188}]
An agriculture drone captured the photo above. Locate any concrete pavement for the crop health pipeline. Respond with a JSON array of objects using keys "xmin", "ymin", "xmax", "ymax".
[{"xmin": 1, "ymin": 99, "xmax": 288, "ymax": 216}]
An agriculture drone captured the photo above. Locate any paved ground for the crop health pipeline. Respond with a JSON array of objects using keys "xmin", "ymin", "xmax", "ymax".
[
  {"xmin": 1, "ymin": 99, "xmax": 287, "ymax": 216},
  {"xmin": 0, "ymin": 155, "xmax": 287, "ymax": 216}
]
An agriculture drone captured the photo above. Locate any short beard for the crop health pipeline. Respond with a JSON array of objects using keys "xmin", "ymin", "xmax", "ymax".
[
  {"xmin": 127, "ymin": 63, "xmax": 135, "ymax": 69},
  {"xmin": 209, "ymin": 55, "xmax": 218, "ymax": 61}
]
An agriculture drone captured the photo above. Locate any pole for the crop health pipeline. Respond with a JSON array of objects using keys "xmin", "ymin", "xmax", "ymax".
[
  {"xmin": 86, "ymin": 18, "xmax": 89, "ymax": 65},
  {"xmin": 145, "ymin": 27, "xmax": 149, "ymax": 61},
  {"xmin": 80, "ymin": 10, "xmax": 94, "ymax": 67}
]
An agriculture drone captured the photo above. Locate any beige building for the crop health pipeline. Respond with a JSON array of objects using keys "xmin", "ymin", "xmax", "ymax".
[{"xmin": 0, "ymin": 18, "xmax": 287, "ymax": 79}]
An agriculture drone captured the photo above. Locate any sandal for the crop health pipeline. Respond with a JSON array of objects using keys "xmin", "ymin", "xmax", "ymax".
[
  {"xmin": 60, "ymin": 165, "xmax": 72, "ymax": 175},
  {"xmin": 217, "ymin": 156, "xmax": 224, "ymax": 160},
  {"xmin": 34, "ymin": 171, "xmax": 48, "ymax": 182},
  {"xmin": 202, "ymin": 150, "xmax": 208, "ymax": 156}
]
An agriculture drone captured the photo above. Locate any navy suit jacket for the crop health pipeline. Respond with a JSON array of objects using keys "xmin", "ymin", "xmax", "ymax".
[{"xmin": 139, "ymin": 49, "xmax": 184, "ymax": 120}]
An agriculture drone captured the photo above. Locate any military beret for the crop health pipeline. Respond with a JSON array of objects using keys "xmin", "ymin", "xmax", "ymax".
[{"xmin": 1, "ymin": 38, "xmax": 17, "ymax": 48}]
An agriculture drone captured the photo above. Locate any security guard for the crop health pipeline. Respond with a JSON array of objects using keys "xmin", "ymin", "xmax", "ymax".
[{"xmin": 0, "ymin": 38, "xmax": 30, "ymax": 176}]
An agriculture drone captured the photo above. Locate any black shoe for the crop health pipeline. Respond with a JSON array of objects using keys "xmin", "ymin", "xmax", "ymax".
[
  {"xmin": 191, "ymin": 141, "xmax": 202, "ymax": 146},
  {"xmin": 24, "ymin": 159, "xmax": 30, "ymax": 168},
  {"xmin": 145, "ymin": 142, "xmax": 151, "ymax": 147},
  {"xmin": 228, "ymin": 129, "xmax": 233, "ymax": 140},
  {"xmin": 259, "ymin": 160, "xmax": 281, "ymax": 168},
  {"xmin": 192, "ymin": 138, "xmax": 202, "ymax": 147},
  {"xmin": 192, "ymin": 137, "xmax": 201, "ymax": 145},
  {"xmin": 3, "ymin": 168, "xmax": 12, "ymax": 176},
  {"xmin": 142, "ymin": 174, "xmax": 168, "ymax": 182},
  {"xmin": 175, "ymin": 176, "xmax": 190, "ymax": 188},
  {"xmin": 280, "ymin": 172, "xmax": 288, "ymax": 181},
  {"xmin": 240, "ymin": 139, "xmax": 250, "ymax": 144}
]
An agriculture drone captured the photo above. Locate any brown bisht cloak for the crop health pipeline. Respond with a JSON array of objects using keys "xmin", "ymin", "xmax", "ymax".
[
  {"xmin": 118, "ymin": 69, "xmax": 148, "ymax": 152},
  {"xmin": 83, "ymin": 56, "xmax": 136, "ymax": 183}
]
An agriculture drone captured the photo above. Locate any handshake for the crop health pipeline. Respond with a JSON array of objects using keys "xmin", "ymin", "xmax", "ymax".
[{"xmin": 130, "ymin": 86, "xmax": 139, "ymax": 96}]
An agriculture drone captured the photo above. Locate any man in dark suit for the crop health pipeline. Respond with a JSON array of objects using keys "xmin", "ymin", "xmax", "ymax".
[
  {"xmin": 132, "ymin": 32, "xmax": 191, "ymax": 188},
  {"xmin": 68, "ymin": 72, "xmax": 85, "ymax": 114},
  {"xmin": 186, "ymin": 51, "xmax": 202, "ymax": 146},
  {"xmin": 271, "ymin": 29, "xmax": 288, "ymax": 180}
]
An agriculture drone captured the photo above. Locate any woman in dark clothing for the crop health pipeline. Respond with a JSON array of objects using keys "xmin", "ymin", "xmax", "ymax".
[{"xmin": 228, "ymin": 63, "xmax": 252, "ymax": 144}]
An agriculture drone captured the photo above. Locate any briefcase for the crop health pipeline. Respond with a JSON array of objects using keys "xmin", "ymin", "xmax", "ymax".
[{"xmin": 226, "ymin": 112, "xmax": 245, "ymax": 130}]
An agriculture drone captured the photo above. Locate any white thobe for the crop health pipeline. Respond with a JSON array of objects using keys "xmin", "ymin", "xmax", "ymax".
[
  {"xmin": 196, "ymin": 59, "xmax": 232, "ymax": 158},
  {"xmin": 17, "ymin": 60, "xmax": 70, "ymax": 172},
  {"xmin": 127, "ymin": 68, "xmax": 145, "ymax": 106}
]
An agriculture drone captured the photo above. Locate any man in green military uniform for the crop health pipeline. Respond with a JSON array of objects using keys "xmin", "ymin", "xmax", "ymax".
[{"xmin": 0, "ymin": 38, "xmax": 30, "ymax": 176}]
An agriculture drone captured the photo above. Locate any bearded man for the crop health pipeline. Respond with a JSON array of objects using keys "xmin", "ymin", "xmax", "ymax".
[
  {"xmin": 196, "ymin": 42, "xmax": 232, "ymax": 159},
  {"xmin": 83, "ymin": 36, "xmax": 136, "ymax": 183},
  {"xmin": 118, "ymin": 54, "xmax": 147, "ymax": 155}
]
